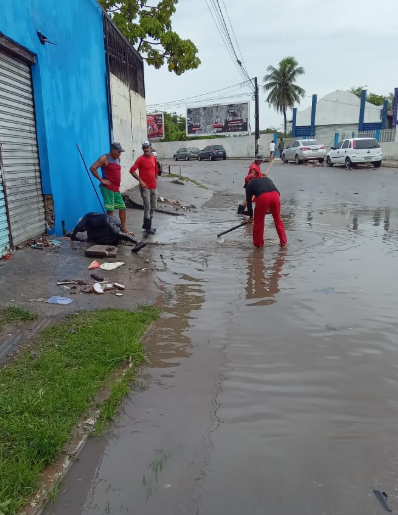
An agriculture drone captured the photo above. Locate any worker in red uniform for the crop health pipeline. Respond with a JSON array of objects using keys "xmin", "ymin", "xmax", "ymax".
[
  {"xmin": 245, "ymin": 175, "xmax": 287, "ymax": 249},
  {"xmin": 89, "ymin": 142, "xmax": 131, "ymax": 233},
  {"xmin": 248, "ymin": 154, "xmax": 265, "ymax": 178},
  {"xmin": 238, "ymin": 154, "xmax": 266, "ymax": 214},
  {"xmin": 130, "ymin": 141, "xmax": 158, "ymax": 235}
]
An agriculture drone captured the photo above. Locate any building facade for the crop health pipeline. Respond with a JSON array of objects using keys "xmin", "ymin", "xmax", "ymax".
[
  {"xmin": 292, "ymin": 90, "xmax": 389, "ymax": 139},
  {"xmin": 0, "ymin": 0, "xmax": 146, "ymax": 256}
]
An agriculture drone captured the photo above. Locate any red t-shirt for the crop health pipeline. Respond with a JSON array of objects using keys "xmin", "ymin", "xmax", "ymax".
[
  {"xmin": 248, "ymin": 163, "xmax": 262, "ymax": 178},
  {"xmin": 130, "ymin": 155, "xmax": 158, "ymax": 189}
]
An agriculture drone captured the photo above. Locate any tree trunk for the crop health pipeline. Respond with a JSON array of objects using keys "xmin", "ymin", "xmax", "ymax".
[{"xmin": 283, "ymin": 108, "xmax": 287, "ymax": 136}]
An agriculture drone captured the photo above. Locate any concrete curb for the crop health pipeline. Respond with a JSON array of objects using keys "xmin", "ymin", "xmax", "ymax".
[{"xmin": 18, "ymin": 358, "xmax": 140, "ymax": 515}]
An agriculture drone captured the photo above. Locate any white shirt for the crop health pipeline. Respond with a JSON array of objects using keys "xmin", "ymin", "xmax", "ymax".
[{"xmin": 269, "ymin": 142, "xmax": 275, "ymax": 152}]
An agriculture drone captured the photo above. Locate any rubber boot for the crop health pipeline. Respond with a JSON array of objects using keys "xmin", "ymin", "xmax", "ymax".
[{"xmin": 144, "ymin": 218, "xmax": 155, "ymax": 235}]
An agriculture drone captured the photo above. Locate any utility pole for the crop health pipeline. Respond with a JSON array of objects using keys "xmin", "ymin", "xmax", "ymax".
[{"xmin": 254, "ymin": 77, "xmax": 260, "ymax": 155}]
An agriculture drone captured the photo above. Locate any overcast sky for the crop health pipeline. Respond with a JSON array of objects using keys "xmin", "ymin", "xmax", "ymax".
[{"xmin": 144, "ymin": 0, "xmax": 398, "ymax": 131}]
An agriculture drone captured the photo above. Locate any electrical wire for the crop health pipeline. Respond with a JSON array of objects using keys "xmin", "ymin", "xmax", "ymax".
[
  {"xmin": 149, "ymin": 92, "xmax": 251, "ymax": 110},
  {"xmin": 146, "ymin": 80, "xmax": 253, "ymax": 109}
]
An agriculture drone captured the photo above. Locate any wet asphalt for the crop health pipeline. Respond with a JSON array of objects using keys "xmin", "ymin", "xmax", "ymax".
[{"xmin": 43, "ymin": 160, "xmax": 398, "ymax": 515}]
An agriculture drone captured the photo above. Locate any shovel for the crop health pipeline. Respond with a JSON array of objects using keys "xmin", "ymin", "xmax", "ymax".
[{"xmin": 217, "ymin": 221, "xmax": 248, "ymax": 242}]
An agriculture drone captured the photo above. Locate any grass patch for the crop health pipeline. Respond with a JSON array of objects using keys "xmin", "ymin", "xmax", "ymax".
[
  {"xmin": 167, "ymin": 173, "xmax": 208, "ymax": 189},
  {"xmin": 0, "ymin": 307, "xmax": 158, "ymax": 514},
  {"xmin": 0, "ymin": 306, "xmax": 37, "ymax": 333}
]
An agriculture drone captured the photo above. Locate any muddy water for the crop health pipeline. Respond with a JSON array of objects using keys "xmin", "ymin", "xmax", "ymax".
[{"xmin": 44, "ymin": 169, "xmax": 398, "ymax": 515}]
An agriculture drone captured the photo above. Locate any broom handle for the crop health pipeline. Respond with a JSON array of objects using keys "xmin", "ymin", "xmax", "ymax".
[
  {"xmin": 76, "ymin": 143, "xmax": 106, "ymax": 214},
  {"xmin": 217, "ymin": 221, "xmax": 248, "ymax": 238}
]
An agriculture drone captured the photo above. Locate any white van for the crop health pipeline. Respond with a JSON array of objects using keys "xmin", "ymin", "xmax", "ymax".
[{"xmin": 326, "ymin": 138, "xmax": 382, "ymax": 169}]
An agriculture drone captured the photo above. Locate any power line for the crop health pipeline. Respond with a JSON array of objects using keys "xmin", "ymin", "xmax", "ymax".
[
  {"xmin": 204, "ymin": 0, "xmax": 246, "ymax": 81},
  {"xmin": 148, "ymin": 93, "xmax": 251, "ymax": 110},
  {"xmin": 146, "ymin": 79, "xmax": 252, "ymax": 108},
  {"xmin": 204, "ymin": 0, "xmax": 250, "ymax": 83}
]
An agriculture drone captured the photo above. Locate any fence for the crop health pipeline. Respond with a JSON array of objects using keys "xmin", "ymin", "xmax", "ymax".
[{"xmin": 355, "ymin": 129, "xmax": 396, "ymax": 142}]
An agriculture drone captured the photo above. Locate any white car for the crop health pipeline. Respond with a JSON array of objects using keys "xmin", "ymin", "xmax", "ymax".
[
  {"xmin": 282, "ymin": 139, "xmax": 327, "ymax": 164},
  {"xmin": 326, "ymin": 138, "xmax": 382, "ymax": 169}
]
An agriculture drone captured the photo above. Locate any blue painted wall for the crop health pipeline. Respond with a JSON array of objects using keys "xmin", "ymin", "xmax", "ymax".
[{"xmin": 0, "ymin": 0, "xmax": 110, "ymax": 234}]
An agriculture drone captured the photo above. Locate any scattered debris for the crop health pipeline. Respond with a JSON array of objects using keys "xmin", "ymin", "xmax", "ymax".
[
  {"xmin": 172, "ymin": 179, "xmax": 185, "ymax": 186},
  {"xmin": 80, "ymin": 285, "xmax": 94, "ymax": 294},
  {"xmin": 114, "ymin": 283, "xmax": 125, "ymax": 290},
  {"xmin": 47, "ymin": 296, "xmax": 73, "ymax": 305},
  {"xmin": 85, "ymin": 245, "xmax": 118, "ymax": 258},
  {"xmin": 314, "ymin": 287, "xmax": 334, "ymax": 294},
  {"xmin": 135, "ymin": 268, "xmax": 147, "ymax": 273},
  {"xmin": 24, "ymin": 236, "xmax": 61, "ymax": 250},
  {"xmin": 100, "ymin": 262, "xmax": 125, "ymax": 271},
  {"xmin": 90, "ymin": 273, "xmax": 104, "ymax": 282},
  {"xmin": 115, "ymin": 293, "xmax": 123, "ymax": 297},
  {"xmin": 57, "ymin": 280, "xmax": 89, "ymax": 286},
  {"xmin": 373, "ymin": 490, "xmax": 392, "ymax": 512},
  {"xmin": 326, "ymin": 324, "xmax": 337, "ymax": 331},
  {"xmin": 88, "ymin": 261, "xmax": 100, "ymax": 270},
  {"xmin": 1, "ymin": 253, "xmax": 11, "ymax": 260},
  {"xmin": 296, "ymin": 235, "xmax": 303, "ymax": 242},
  {"xmin": 93, "ymin": 283, "xmax": 104, "ymax": 294},
  {"xmin": 103, "ymin": 284, "xmax": 114, "ymax": 291},
  {"xmin": 29, "ymin": 298, "xmax": 46, "ymax": 302}
]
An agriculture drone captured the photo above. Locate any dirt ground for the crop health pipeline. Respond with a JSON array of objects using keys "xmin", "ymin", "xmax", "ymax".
[{"xmin": 6, "ymin": 159, "xmax": 398, "ymax": 515}]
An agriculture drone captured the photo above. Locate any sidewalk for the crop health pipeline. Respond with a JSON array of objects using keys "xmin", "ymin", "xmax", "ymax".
[{"xmin": 0, "ymin": 175, "xmax": 212, "ymax": 361}]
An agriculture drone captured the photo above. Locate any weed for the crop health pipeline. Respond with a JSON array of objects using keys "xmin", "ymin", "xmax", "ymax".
[
  {"xmin": 0, "ymin": 306, "xmax": 37, "ymax": 332},
  {"xmin": 0, "ymin": 307, "xmax": 158, "ymax": 513},
  {"xmin": 167, "ymin": 173, "xmax": 208, "ymax": 190}
]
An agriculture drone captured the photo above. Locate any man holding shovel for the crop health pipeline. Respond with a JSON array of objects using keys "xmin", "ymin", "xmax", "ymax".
[
  {"xmin": 89, "ymin": 142, "xmax": 131, "ymax": 234},
  {"xmin": 245, "ymin": 176, "xmax": 287, "ymax": 249}
]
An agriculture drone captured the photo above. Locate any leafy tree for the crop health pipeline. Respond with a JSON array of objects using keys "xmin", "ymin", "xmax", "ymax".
[
  {"xmin": 100, "ymin": 0, "xmax": 201, "ymax": 75},
  {"xmin": 350, "ymin": 87, "xmax": 392, "ymax": 109},
  {"xmin": 162, "ymin": 111, "xmax": 187, "ymax": 141},
  {"xmin": 263, "ymin": 57, "xmax": 305, "ymax": 135}
]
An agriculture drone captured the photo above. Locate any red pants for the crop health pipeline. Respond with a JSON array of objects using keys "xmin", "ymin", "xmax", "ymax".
[{"xmin": 253, "ymin": 191, "xmax": 287, "ymax": 247}]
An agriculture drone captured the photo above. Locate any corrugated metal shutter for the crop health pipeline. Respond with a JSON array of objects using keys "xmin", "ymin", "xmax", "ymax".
[
  {"xmin": 0, "ymin": 50, "xmax": 45, "ymax": 245},
  {"xmin": 0, "ymin": 164, "xmax": 10, "ymax": 256}
]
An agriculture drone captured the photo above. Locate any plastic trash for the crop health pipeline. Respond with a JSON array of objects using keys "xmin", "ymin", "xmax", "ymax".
[
  {"xmin": 88, "ymin": 261, "xmax": 100, "ymax": 269},
  {"xmin": 100, "ymin": 262, "xmax": 125, "ymax": 271},
  {"xmin": 93, "ymin": 283, "xmax": 104, "ymax": 294},
  {"xmin": 373, "ymin": 490, "xmax": 392, "ymax": 512},
  {"xmin": 90, "ymin": 273, "xmax": 104, "ymax": 281},
  {"xmin": 47, "ymin": 296, "xmax": 73, "ymax": 305}
]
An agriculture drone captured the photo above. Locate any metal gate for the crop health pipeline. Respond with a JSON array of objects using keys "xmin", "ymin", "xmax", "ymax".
[
  {"xmin": 0, "ymin": 49, "xmax": 45, "ymax": 246},
  {"xmin": 0, "ymin": 161, "xmax": 10, "ymax": 256}
]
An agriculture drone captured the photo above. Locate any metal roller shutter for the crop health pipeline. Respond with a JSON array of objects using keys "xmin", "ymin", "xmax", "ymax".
[
  {"xmin": 0, "ymin": 50, "xmax": 45, "ymax": 246},
  {"xmin": 0, "ymin": 165, "xmax": 10, "ymax": 256}
]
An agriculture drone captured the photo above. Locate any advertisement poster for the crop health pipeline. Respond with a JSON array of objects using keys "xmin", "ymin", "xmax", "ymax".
[
  {"xmin": 186, "ymin": 102, "xmax": 249, "ymax": 136},
  {"xmin": 147, "ymin": 113, "xmax": 164, "ymax": 139}
]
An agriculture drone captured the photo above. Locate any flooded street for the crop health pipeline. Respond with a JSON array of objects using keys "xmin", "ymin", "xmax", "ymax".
[{"xmin": 44, "ymin": 162, "xmax": 398, "ymax": 515}]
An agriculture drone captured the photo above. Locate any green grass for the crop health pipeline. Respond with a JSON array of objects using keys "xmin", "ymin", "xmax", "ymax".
[
  {"xmin": 0, "ymin": 307, "xmax": 158, "ymax": 514},
  {"xmin": 167, "ymin": 173, "xmax": 208, "ymax": 189},
  {"xmin": 0, "ymin": 306, "xmax": 37, "ymax": 333}
]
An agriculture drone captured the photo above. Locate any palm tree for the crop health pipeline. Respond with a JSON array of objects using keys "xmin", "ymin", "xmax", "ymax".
[{"xmin": 263, "ymin": 57, "xmax": 305, "ymax": 135}]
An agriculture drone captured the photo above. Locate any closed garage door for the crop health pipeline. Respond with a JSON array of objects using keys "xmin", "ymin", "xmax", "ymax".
[{"xmin": 0, "ymin": 49, "xmax": 45, "ymax": 246}]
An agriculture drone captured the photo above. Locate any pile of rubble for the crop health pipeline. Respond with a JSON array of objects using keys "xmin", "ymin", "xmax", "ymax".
[{"xmin": 56, "ymin": 277, "xmax": 125, "ymax": 296}]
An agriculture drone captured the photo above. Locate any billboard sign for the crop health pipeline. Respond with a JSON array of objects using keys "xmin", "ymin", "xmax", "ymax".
[
  {"xmin": 147, "ymin": 113, "xmax": 164, "ymax": 139},
  {"xmin": 186, "ymin": 101, "xmax": 249, "ymax": 136}
]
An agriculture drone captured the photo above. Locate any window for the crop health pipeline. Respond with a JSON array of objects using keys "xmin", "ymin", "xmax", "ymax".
[
  {"xmin": 355, "ymin": 139, "xmax": 380, "ymax": 149},
  {"xmin": 342, "ymin": 140, "xmax": 350, "ymax": 149},
  {"xmin": 294, "ymin": 141, "xmax": 300, "ymax": 147},
  {"xmin": 335, "ymin": 142, "xmax": 343, "ymax": 149},
  {"xmin": 203, "ymin": 146, "xmax": 211, "ymax": 151},
  {"xmin": 304, "ymin": 140, "xmax": 320, "ymax": 146}
]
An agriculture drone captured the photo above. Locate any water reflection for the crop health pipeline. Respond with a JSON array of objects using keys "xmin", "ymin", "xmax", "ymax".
[
  {"xmin": 245, "ymin": 250, "xmax": 287, "ymax": 307},
  {"xmin": 148, "ymin": 273, "xmax": 205, "ymax": 369}
]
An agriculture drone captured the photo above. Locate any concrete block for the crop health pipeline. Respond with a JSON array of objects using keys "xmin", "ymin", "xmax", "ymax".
[{"xmin": 84, "ymin": 245, "xmax": 118, "ymax": 258}]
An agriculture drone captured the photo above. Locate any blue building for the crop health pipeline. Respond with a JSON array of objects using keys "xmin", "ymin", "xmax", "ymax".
[{"xmin": 0, "ymin": 0, "xmax": 145, "ymax": 256}]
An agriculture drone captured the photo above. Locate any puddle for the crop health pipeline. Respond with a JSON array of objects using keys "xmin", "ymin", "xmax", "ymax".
[{"xmin": 43, "ymin": 168, "xmax": 398, "ymax": 515}]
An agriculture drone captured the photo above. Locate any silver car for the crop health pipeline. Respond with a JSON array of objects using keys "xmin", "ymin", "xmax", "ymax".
[{"xmin": 283, "ymin": 139, "xmax": 327, "ymax": 164}]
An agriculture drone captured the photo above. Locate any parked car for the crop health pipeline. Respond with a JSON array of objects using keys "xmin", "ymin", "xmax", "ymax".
[
  {"xmin": 326, "ymin": 138, "xmax": 382, "ymax": 168},
  {"xmin": 173, "ymin": 147, "xmax": 200, "ymax": 161},
  {"xmin": 198, "ymin": 145, "xmax": 227, "ymax": 161},
  {"xmin": 282, "ymin": 139, "xmax": 326, "ymax": 164}
]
